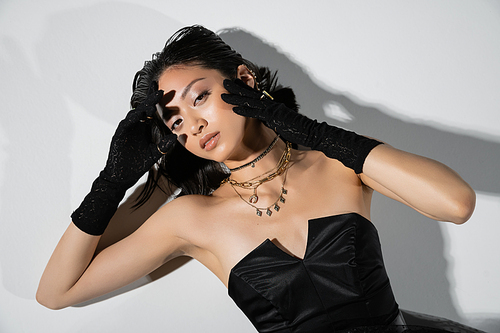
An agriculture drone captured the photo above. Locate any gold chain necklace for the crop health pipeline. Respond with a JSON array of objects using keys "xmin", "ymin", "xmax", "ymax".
[
  {"xmin": 221, "ymin": 141, "xmax": 292, "ymax": 216},
  {"xmin": 229, "ymin": 168, "xmax": 289, "ymax": 217},
  {"xmin": 222, "ymin": 141, "xmax": 291, "ymax": 203}
]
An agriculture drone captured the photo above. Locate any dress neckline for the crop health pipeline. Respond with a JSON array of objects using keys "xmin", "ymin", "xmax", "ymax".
[{"xmin": 228, "ymin": 212, "xmax": 371, "ymax": 287}]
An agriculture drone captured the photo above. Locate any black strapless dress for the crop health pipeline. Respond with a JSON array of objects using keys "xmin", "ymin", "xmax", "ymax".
[
  {"xmin": 228, "ymin": 213, "xmax": 483, "ymax": 333},
  {"xmin": 228, "ymin": 213, "xmax": 398, "ymax": 332}
]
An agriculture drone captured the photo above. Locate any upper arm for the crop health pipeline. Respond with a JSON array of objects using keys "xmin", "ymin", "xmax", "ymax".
[
  {"xmin": 62, "ymin": 206, "xmax": 190, "ymax": 307},
  {"xmin": 359, "ymin": 144, "xmax": 475, "ymax": 223},
  {"xmin": 359, "ymin": 172, "xmax": 441, "ymax": 220}
]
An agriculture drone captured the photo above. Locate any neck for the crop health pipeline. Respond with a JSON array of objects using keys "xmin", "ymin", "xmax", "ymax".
[{"xmin": 224, "ymin": 122, "xmax": 286, "ymax": 183}]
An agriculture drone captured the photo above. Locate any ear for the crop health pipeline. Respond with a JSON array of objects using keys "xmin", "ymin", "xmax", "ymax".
[{"xmin": 236, "ymin": 64, "xmax": 256, "ymax": 89}]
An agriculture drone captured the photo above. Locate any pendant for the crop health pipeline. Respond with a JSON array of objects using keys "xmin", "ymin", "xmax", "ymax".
[
  {"xmin": 279, "ymin": 196, "xmax": 286, "ymax": 203},
  {"xmin": 249, "ymin": 194, "xmax": 258, "ymax": 204},
  {"xmin": 266, "ymin": 208, "xmax": 273, "ymax": 216},
  {"xmin": 274, "ymin": 204, "xmax": 280, "ymax": 212},
  {"xmin": 256, "ymin": 209, "xmax": 262, "ymax": 217}
]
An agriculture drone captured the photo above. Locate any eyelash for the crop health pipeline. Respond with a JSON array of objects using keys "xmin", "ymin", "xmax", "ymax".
[
  {"xmin": 170, "ymin": 118, "xmax": 182, "ymax": 131},
  {"xmin": 169, "ymin": 90, "xmax": 211, "ymax": 131},
  {"xmin": 195, "ymin": 90, "xmax": 210, "ymax": 106}
]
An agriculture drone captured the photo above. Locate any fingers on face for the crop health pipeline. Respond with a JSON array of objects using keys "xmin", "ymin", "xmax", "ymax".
[
  {"xmin": 223, "ymin": 79, "xmax": 256, "ymax": 97},
  {"xmin": 220, "ymin": 93, "xmax": 238, "ymax": 105}
]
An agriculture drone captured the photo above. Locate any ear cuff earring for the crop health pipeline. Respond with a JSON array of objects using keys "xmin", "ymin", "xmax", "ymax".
[{"xmin": 245, "ymin": 65, "xmax": 260, "ymax": 91}]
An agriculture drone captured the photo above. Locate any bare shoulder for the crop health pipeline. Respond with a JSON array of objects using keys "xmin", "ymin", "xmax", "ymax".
[
  {"xmin": 147, "ymin": 192, "xmax": 229, "ymax": 275},
  {"xmin": 155, "ymin": 193, "xmax": 210, "ymax": 219},
  {"xmin": 292, "ymin": 149, "xmax": 356, "ymax": 179},
  {"xmin": 290, "ymin": 149, "xmax": 369, "ymax": 204},
  {"xmin": 146, "ymin": 192, "xmax": 224, "ymax": 247},
  {"xmin": 151, "ymin": 194, "xmax": 214, "ymax": 229}
]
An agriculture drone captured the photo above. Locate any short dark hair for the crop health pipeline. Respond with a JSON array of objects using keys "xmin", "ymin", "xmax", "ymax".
[{"xmin": 131, "ymin": 25, "xmax": 297, "ymax": 206}]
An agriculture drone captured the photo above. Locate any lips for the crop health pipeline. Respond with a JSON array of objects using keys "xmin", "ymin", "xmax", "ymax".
[{"xmin": 199, "ymin": 132, "xmax": 220, "ymax": 151}]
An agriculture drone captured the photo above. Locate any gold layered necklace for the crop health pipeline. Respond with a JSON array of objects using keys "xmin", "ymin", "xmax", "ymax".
[{"xmin": 221, "ymin": 141, "xmax": 292, "ymax": 217}]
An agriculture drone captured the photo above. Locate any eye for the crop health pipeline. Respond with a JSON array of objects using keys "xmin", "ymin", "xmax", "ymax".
[
  {"xmin": 194, "ymin": 90, "xmax": 210, "ymax": 106},
  {"xmin": 170, "ymin": 118, "xmax": 182, "ymax": 131}
]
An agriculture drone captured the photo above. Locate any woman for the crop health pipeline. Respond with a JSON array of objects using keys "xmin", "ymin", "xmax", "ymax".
[{"xmin": 37, "ymin": 25, "xmax": 476, "ymax": 332}]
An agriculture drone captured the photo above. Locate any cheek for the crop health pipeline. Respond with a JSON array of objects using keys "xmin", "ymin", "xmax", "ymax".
[
  {"xmin": 218, "ymin": 102, "xmax": 244, "ymax": 124},
  {"xmin": 183, "ymin": 135, "xmax": 198, "ymax": 153}
]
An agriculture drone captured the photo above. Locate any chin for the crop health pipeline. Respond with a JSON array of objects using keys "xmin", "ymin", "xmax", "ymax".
[{"xmin": 187, "ymin": 148, "xmax": 224, "ymax": 163}]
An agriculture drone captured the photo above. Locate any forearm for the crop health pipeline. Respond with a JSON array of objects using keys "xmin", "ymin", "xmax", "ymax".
[
  {"xmin": 36, "ymin": 222, "xmax": 100, "ymax": 309},
  {"xmin": 361, "ymin": 144, "xmax": 475, "ymax": 223},
  {"xmin": 222, "ymin": 80, "xmax": 475, "ymax": 222}
]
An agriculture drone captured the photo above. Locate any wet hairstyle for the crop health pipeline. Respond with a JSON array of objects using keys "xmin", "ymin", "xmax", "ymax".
[{"xmin": 131, "ymin": 25, "xmax": 298, "ymax": 206}]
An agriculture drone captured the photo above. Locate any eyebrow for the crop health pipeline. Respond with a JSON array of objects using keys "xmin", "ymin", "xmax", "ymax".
[{"xmin": 181, "ymin": 77, "xmax": 206, "ymax": 99}]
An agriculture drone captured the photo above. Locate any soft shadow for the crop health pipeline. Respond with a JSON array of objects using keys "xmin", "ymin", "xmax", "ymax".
[
  {"xmin": 402, "ymin": 310, "xmax": 486, "ymax": 332},
  {"xmin": 0, "ymin": 35, "xmax": 71, "ymax": 299},
  {"xmin": 73, "ymin": 183, "xmax": 191, "ymax": 306},
  {"xmin": 35, "ymin": 2, "xmax": 189, "ymax": 302},
  {"xmin": 3, "ymin": 3, "xmax": 496, "ymax": 328},
  {"xmin": 219, "ymin": 28, "xmax": 499, "ymax": 328},
  {"xmin": 73, "ymin": 256, "xmax": 191, "ymax": 307},
  {"xmin": 466, "ymin": 314, "xmax": 500, "ymax": 333},
  {"xmin": 0, "ymin": 1, "xmax": 183, "ymax": 300}
]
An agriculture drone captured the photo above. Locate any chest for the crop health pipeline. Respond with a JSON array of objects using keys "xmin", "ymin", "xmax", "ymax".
[{"xmin": 186, "ymin": 155, "xmax": 371, "ymax": 286}]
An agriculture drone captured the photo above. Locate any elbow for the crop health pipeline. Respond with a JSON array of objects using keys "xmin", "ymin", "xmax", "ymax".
[
  {"xmin": 448, "ymin": 187, "xmax": 476, "ymax": 225},
  {"xmin": 36, "ymin": 289, "xmax": 67, "ymax": 310}
]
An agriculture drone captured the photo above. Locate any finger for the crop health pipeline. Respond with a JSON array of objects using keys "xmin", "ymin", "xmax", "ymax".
[
  {"xmin": 147, "ymin": 80, "xmax": 159, "ymax": 95},
  {"xmin": 143, "ymin": 103, "xmax": 158, "ymax": 119},
  {"xmin": 231, "ymin": 106, "xmax": 262, "ymax": 119},
  {"xmin": 223, "ymin": 79, "xmax": 248, "ymax": 94},
  {"xmin": 141, "ymin": 90, "xmax": 165, "ymax": 119},
  {"xmin": 114, "ymin": 109, "xmax": 143, "ymax": 138},
  {"xmin": 160, "ymin": 134, "xmax": 177, "ymax": 149},
  {"xmin": 221, "ymin": 93, "xmax": 267, "ymax": 111},
  {"xmin": 223, "ymin": 79, "xmax": 259, "ymax": 98},
  {"xmin": 221, "ymin": 93, "xmax": 259, "ymax": 106},
  {"xmin": 155, "ymin": 133, "xmax": 177, "ymax": 156},
  {"xmin": 144, "ymin": 89, "xmax": 164, "ymax": 107},
  {"xmin": 220, "ymin": 93, "xmax": 241, "ymax": 106},
  {"xmin": 124, "ymin": 108, "xmax": 145, "ymax": 124},
  {"xmin": 152, "ymin": 89, "xmax": 164, "ymax": 102}
]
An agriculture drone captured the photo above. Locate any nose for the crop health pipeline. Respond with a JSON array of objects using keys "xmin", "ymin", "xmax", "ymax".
[{"xmin": 190, "ymin": 118, "xmax": 207, "ymax": 136}]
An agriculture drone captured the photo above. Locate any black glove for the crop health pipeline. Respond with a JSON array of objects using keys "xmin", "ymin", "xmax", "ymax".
[
  {"xmin": 71, "ymin": 87, "xmax": 176, "ymax": 235},
  {"xmin": 221, "ymin": 79, "xmax": 382, "ymax": 174}
]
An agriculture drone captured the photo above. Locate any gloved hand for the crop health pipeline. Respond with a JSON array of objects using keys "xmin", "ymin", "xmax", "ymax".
[
  {"xmin": 221, "ymin": 79, "xmax": 382, "ymax": 174},
  {"xmin": 71, "ymin": 86, "xmax": 177, "ymax": 235}
]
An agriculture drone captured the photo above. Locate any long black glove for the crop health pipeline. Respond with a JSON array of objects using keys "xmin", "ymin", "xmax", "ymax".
[
  {"xmin": 71, "ymin": 88, "xmax": 177, "ymax": 235},
  {"xmin": 221, "ymin": 79, "xmax": 382, "ymax": 174}
]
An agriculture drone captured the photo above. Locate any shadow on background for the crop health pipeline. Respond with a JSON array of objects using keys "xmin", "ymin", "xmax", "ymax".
[
  {"xmin": 74, "ymin": 183, "xmax": 192, "ymax": 307},
  {"xmin": 0, "ymin": 0, "xmax": 184, "ymax": 304},
  {"xmin": 79, "ymin": 26, "xmax": 500, "ymax": 330},
  {"xmin": 218, "ymin": 28, "xmax": 500, "ymax": 332},
  {"xmin": 1, "ymin": 3, "xmax": 498, "ymax": 332}
]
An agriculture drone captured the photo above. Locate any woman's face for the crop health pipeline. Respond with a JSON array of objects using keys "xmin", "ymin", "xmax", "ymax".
[{"xmin": 157, "ymin": 65, "xmax": 253, "ymax": 163}]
